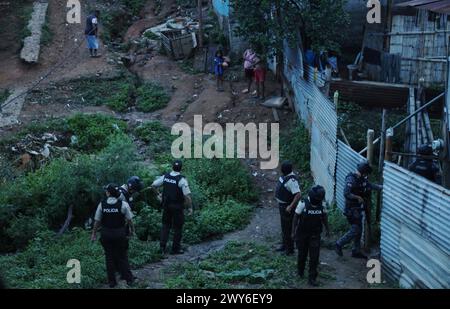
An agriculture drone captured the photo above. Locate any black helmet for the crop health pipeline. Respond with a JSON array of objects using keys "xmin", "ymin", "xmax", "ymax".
[
  {"xmin": 357, "ymin": 160, "xmax": 372, "ymax": 175},
  {"xmin": 308, "ymin": 185, "xmax": 326, "ymax": 205},
  {"xmin": 127, "ymin": 176, "xmax": 143, "ymax": 192},
  {"xmin": 104, "ymin": 183, "xmax": 120, "ymax": 198},
  {"xmin": 417, "ymin": 144, "xmax": 433, "ymax": 156},
  {"xmin": 173, "ymin": 160, "xmax": 183, "ymax": 172},
  {"xmin": 281, "ymin": 161, "xmax": 293, "ymax": 175}
]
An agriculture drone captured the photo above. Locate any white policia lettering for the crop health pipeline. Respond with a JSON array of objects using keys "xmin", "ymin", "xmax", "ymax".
[
  {"xmin": 367, "ymin": 0, "xmax": 381, "ymax": 24},
  {"xmin": 171, "ymin": 115, "xmax": 279, "ymax": 169},
  {"xmin": 66, "ymin": 0, "xmax": 81, "ymax": 24},
  {"xmin": 176, "ymin": 293, "xmax": 210, "ymax": 307},
  {"xmin": 66, "ymin": 259, "xmax": 81, "ymax": 284}
]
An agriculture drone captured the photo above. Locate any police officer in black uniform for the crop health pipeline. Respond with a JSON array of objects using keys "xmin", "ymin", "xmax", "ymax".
[
  {"xmin": 151, "ymin": 160, "xmax": 193, "ymax": 255},
  {"xmin": 293, "ymin": 185, "xmax": 330, "ymax": 286},
  {"xmin": 119, "ymin": 176, "xmax": 144, "ymax": 207},
  {"xmin": 91, "ymin": 184, "xmax": 134, "ymax": 288},
  {"xmin": 276, "ymin": 161, "xmax": 302, "ymax": 255},
  {"xmin": 408, "ymin": 144, "xmax": 440, "ymax": 183},
  {"xmin": 335, "ymin": 160, "xmax": 382, "ymax": 259}
]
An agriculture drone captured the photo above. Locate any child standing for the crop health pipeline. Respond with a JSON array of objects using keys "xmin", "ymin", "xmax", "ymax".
[
  {"xmin": 254, "ymin": 60, "xmax": 266, "ymax": 100},
  {"xmin": 214, "ymin": 50, "xmax": 225, "ymax": 92}
]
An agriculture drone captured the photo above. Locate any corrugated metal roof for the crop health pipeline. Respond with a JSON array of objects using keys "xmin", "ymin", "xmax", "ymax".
[
  {"xmin": 381, "ymin": 161, "xmax": 450, "ymax": 288},
  {"xmin": 336, "ymin": 140, "xmax": 366, "ymax": 210},
  {"xmin": 397, "ymin": 0, "xmax": 450, "ymax": 14}
]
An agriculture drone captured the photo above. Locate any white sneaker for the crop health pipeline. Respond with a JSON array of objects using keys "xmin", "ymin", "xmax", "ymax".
[{"xmin": 242, "ymin": 89, "xmax": 249, "ymax": 94}]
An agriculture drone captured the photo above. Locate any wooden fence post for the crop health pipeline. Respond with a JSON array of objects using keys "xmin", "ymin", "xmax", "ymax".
[{"xmin": 367, "ymin": 129, "xmax": 375, "ymax": 165}]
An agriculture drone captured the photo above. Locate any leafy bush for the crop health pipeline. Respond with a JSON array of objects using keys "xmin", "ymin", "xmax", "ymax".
[
  {"xmin": 0, "ymin": 229, "xmax": 161, "ymax": 288},
  {"xmin": 67, "ymin": 114, "xmax": 127, "ymax": 152},
  {"xmin": 135, "ymin": 83, "xmax": 171, "ymax": 113},
  {"xmin": 183, "ymin": 199, "xmax": 252, "ymax": 244},
  {"xmin": 280, "ymin": 120, "xmax": 310, "ymax": 175},
  {"xmin": 184, "ymin": 158, "xmax": 258, "ymax": 204},
  {"xmin": 134, "ymin": 121, "xmax": 174, "ymax": 155},
  {"xmin": 0, "ymin": 89, "xmax": 10, "ymax": 105},
  {"xmin": 121, "ymin": 0, "xmax": 146, "ymax": 15},
  {"xmin": 0, "ymin": 134, "xmax": 138, "ymax": 251},
  {"xmin": 106, "ymin": 82, "xmax": 135, "ymax": 112},
  {"xmin": 134, "ymin": 206, "xmax": 162, "ymax": 241}
]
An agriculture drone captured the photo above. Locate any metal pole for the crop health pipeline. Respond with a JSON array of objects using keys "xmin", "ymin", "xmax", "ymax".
[
  {"xmin": 359, "ymin": 92, "xmax": 445, "ymax": 154},
  {"xmin": 379, "ymin": 109, "xmax": 387, "ymax": 171}
]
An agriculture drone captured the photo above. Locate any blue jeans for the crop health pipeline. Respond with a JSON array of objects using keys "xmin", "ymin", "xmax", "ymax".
[
  {"xmin": 337, "ymin": 208, "xmax": 362, "ymax": 253},
  {"xmin": 86, "ymin": 35, "xmax": 99, "ymax": 50}
]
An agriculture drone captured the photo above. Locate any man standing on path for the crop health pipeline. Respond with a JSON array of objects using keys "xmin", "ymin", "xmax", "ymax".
[
  {"xmin": 85, "ymin": 10, "xmax": 100, "ymax": 58},
  {"xmin": 275, "ymin": 161, "xmax": 302, "ymax": 255},
  {"xmin": 150, "ymin": 160, "xmax": 193, "ymax": 255},
  {"xmin": 335, "ymin": 160, "xmax": 382, "ymax": 259}
]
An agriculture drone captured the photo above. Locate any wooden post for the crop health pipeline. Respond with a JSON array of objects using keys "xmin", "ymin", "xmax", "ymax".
[
  {"xmin": 379, "ymin": 109, "xmax": 387, "ymax": 171},
  {"xmin": 363, "ymin": 196, "xmax": 372, "ymax": 253},
  {"xmin": 197, "ymin": 0, "xmax": 204, "ymax": 48},
  {"xmin": 367, "ymin": 129, "xmax": 375, "ymax": 165},
  {"xmin": 385, "ymin": 128, "xmax": 393, "ymax": 161}
]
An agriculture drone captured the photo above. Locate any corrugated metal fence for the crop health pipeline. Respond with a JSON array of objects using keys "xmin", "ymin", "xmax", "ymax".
[
  {"xmin": 381, "ymin": 161, "xmax": 450, "ymax": 288},
  {"xmin": 336, "ymin": 140, "xmax": 366, "ymax": 210},
  {"xmin": 283, "ymin": 41, "xmax": 337, "ymax": 204}
]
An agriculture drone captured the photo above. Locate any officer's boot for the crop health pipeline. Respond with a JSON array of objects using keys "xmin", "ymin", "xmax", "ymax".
[{"xmin": 335, "ymin": 242, "xmax": 343, "ymax": 257}]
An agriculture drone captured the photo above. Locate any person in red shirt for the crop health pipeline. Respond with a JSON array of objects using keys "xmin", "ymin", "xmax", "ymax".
[{"xmin": 253, "ymin": 59, "xmax": 266, "ymax": 100}]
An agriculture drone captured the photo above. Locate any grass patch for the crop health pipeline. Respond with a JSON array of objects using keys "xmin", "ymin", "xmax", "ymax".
[
  {"xmin": 0, "ymin": 89, "xmax": 10, "ymax": 105},
  {"xmin": 41, "ymin": 9, "xmax": 52, "ymax": 46},
  {"xmin": 0, "ymin": 229, "xmax": 161, "ymax": 289},
  {"xmin": 20, "ymin": 5, "xmax": 33, "ymax": 42},
  {"xmin": 135, "ymin": 83, "xmax": 171, "ymax": 113},
  {"xmin": 164, "ymin": 242, "xmax": 335, "ymax": 288}
]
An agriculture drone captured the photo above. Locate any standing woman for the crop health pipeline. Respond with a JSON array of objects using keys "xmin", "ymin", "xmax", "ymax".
[
  {"xmin": 214, "ymin": 49, "xmax": 225, "ymax": 92},
  {"xmin": 242, "ymin": 48, "xmax": 257, "ymax": 94}
]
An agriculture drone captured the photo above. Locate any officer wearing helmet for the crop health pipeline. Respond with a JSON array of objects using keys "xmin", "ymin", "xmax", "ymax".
[
  {"xmin": 150, "ymin": 160, "xmax": 193, "ymax": 255},
  {"xmin": 91, "ymin": 184, "xmax": 134, "ymax": 288},
  {"xmin": 335, "ymin": 160, "xmax": 382, "ymax": 259},
  {"xmin": 292, "ymin": 185, "xmax": 330, "ymax": 286},
  {"xmin": 119, "ymin": 176, "xmax": 144, "ymax": 207},
  {"xmin": 276, "ymin": 161, "xmax": 302, "ymax": 255},
  {"xmin": 408, "ymin": 144, "xmax": 440, "ymax": 183}
]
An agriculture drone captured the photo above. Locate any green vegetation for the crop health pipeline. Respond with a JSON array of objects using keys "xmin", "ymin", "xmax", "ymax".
[
  {"xmin": 0, "ymin": 229, "xmax": 161, "ymax": 289},
  {"xmin": 41, "ymin": 9, "xmax": 53, "ymax": 46},
  {"xmin": 164, "ymin": 242, "xmax": 335, "ymax": 288},
  {"xmin": 280, "ymin": 120, "xmax": 314, "ymax": 192},
  {"xmin": 25, "ymin": 76, "xmax": 171, "ymax": 114},
  {"xmin": 0, "ymin": 89, "xmax": 10, "ymax": 105},
  {"xmin": 20, "ymin": 5, "xmax": 33, "ymax": 42},
  {"xmin": 135, "ymin": 83, "xmax": 171, "ymax": 113},
  {"xmin": 0, "ymin": 114, "xmax": 257, "ymax": 288},
  {"xmin": 231, "ymin": 0, "xmax": 349, "ymax": 55},
  {"xmin": 121, "ymin": 0, "xmax": 146, "ymax": 16}
]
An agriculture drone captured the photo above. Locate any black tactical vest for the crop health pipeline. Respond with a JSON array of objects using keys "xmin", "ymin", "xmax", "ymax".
[
  {"xmin": 119, "ymin": 186, "xmax": 131, "ymax": 204},
  {"xmin": 345, "ymin": 173, "xmax": 370, "ymax": 208},
  {"xmin": 101, "ymin": 200, "xmax": 125, "ymax": 229},
  {"xmin": 275, "ymin": 175, "xmax": 298, "ymax": 204},
  {"xmin": 162, "ymin": 173, "xmax": 185, "ymax": 206},
  {"xmin": 298, "ymin": 199, "xmax": 324, "ymax": 234}
]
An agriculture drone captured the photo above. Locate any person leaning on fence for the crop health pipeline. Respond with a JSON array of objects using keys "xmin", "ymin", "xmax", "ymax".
[
  {"xmin": 91, "ymin": 184, "xmax": 134, "ymax": 288},
  {"xmin": 292, "ymin": 185, "xmax": 330, "ymax": 287},
  {"xmin": 335, "ymin": 160, "xmax": 382, "ymax": 259},
  {"xmin": 85, "ymin": 10, "xmax": 100, "ymax": 58},
  {"xmin": 276, "ymin": 161, "xmax": 302, "ymax": 255}
]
